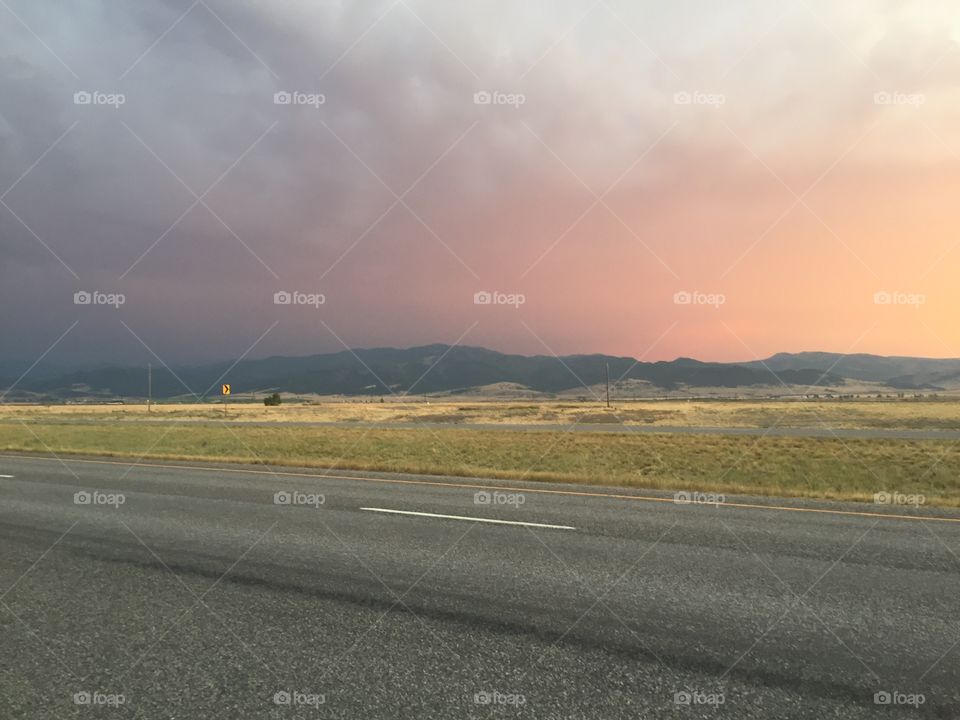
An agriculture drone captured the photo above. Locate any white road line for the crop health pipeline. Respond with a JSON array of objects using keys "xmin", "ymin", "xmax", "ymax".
[
  {"xmin": 0, "ymin": 474, "xmax": 13, "ymax": 478},
  {"xmin": 360, "ymin": 507, "xmax": 576, "ymax": 530}
]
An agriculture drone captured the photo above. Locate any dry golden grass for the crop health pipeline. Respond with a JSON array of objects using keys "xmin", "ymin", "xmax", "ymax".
[
  {"xmin": 4, "ymin": 399, "xmax": 960, "ymax": 429},
  {"xmin": 2, "ymin": 420, "xmax": 959, "ymax": 506}
]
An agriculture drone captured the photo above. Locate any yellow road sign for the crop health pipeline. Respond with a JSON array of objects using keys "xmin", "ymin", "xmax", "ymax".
[{"xmin": 221, "ymin": 384, "xmax": 231, "ymax": 396}]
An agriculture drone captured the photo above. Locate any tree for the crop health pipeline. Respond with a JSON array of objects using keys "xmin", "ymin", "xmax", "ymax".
[{"xmin": 264, "ymin": 392, "xmax": 282, "ymax": 406}]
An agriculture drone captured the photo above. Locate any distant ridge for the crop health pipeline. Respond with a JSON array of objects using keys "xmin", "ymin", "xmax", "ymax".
[
  {"xmin": 3, "ymin": 346, "xmax": 958, "ymax": 400},
  {"xmin": 743, "ymin": 352, "xmax": 960, "ymax": 389}
]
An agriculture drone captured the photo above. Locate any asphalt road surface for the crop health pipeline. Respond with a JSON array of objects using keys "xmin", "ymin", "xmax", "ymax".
[{"xmin": 1, "ymin": 453, "xmax": 958, "ymax": 719}]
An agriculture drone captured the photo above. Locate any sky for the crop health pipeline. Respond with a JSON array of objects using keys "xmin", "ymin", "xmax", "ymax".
[{"xmin": 2, "ymin": 0, "xmax": 960, "ymax": 367}]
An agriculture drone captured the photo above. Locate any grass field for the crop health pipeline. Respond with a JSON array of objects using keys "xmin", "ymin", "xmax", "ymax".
[
  {"xmin": 4, "ymin": 398, "xmax": 960, "ymax": 429},
  {"xmin": 2, "ymin": 420, "xmax": 959, "ymax": 507}
]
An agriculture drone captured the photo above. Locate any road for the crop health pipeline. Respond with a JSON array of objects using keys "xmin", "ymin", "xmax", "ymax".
[
  {"xmin": 0, "ymin": 453, "xmax": 957, "ymax": 718},
  {"xmin": 25, "ymin": 418, "xmax": 960, "ymax": 439}
]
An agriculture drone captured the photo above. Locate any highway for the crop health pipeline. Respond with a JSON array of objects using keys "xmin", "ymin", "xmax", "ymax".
[{"xmin": 0, "ymin": 453, "xmax": 957, "ymax": 718}]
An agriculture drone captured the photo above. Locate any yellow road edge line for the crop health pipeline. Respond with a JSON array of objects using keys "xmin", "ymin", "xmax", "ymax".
[{"xmin": 3, "ymin": 452, "xmax": 959, "ymax": 523}]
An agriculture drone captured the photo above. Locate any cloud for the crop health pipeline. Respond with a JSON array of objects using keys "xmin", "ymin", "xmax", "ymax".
[{"xmin": 2, "ymin": 0, "xmax": 960, "ymax": 366}]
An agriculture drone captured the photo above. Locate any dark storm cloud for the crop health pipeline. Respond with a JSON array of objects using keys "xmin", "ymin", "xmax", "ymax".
[{"xmin": 1, "ymin": 0, "xmax": 492, "ymax": 363}]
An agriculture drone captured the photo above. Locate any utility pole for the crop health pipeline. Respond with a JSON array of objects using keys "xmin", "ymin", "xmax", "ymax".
[
  {"xmin": 147, "ymin": 363, "xmax": 152, "ymax": 413},
  {"xmin": 605, "ymin": 363, "xmax": 611, "ymax": 408}
]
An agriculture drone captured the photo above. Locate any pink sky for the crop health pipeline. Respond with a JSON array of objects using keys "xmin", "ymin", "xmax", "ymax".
[{"xmin": 3, "ymin": 0, "xmax": 960, "ymax": 364}]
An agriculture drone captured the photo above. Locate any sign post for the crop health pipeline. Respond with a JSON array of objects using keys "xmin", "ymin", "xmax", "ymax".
[{"xmin": 221, "ymin": 383, "xmax": 231, "ymax": 417}]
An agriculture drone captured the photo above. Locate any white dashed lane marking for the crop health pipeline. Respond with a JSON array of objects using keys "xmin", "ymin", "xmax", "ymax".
[{"xmin": 360, "ymin": 507, "xmax": 576, "ymax": 530}]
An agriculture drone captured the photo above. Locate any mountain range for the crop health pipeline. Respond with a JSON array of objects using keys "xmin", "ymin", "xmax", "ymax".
[{"xmin": 2, "ymin": 346, "xmax": 959, "ymax": 401}]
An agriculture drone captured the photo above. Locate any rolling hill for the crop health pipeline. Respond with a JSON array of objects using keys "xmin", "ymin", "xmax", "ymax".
[{"xmin": 0, "ymin": 345, "xmax": 876, "ymax": 400}]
